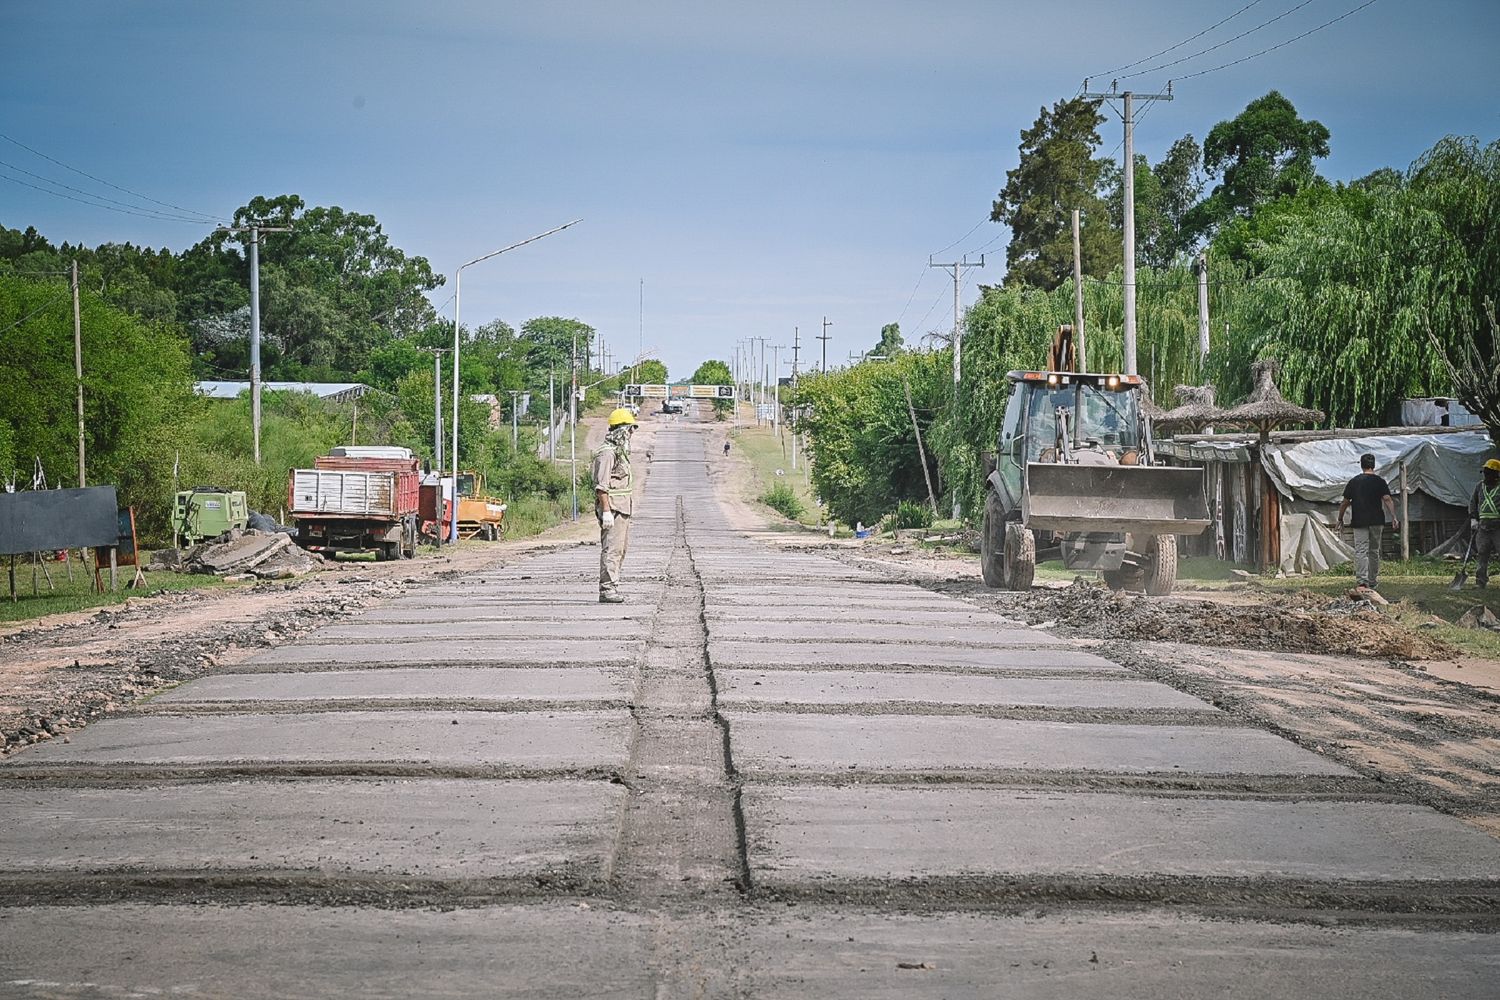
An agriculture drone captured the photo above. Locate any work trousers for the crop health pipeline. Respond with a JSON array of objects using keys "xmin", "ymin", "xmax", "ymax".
[
  {"xmin": 1478, "ymin": 520, "xmax": 1500, "ymax": 588},
  {"xmin": 598, "ymin": 511, "xmax": 631, "ymax": 595},
  {"xmin": 1351, "ymin": 524, "xmax": 1383, "ymax": 589}
]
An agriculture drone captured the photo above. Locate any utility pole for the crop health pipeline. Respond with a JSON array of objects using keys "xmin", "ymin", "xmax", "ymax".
[
  {"xmin": 791, "ymin": 326, "xmax": 801, "ymax": 382},
  {"xmin": 931, "ymin": 254, "xmax": 983, "ymax": 519},
  {"xmin": 1196, "ymin": 251, "xmax": 1210, "ymax": 365},
  {"xmin": 903, "ymin": 377, "xmax": 939, "ymax": 517},
  {"xmin": 508, "ymin": 390, "xmax": 521, "ymax": 449},
  {"xmin": 71, "ymin": 260, "xmax": 85, "ymax": 487},
  {"xmin": 769, "ymin": 344, "xmax": 786, "ymax": 436},
  {"xmin": 1071, "ymin": 209, "xmax": 1086, "ymax": 372},
  {"xmin": 818, "ymin": 317, "xmax": 832, "ymax": 373},
  {"xmin": 216, "ymin": 223, "xmax": 292, "ymax": 465},
  {"xmin": 1082, "ymin": 82, "xmax": 1173, "ymax": 375},
  {"xmin": 571, "ymin": 330, "xmax": 579, "ymax": 520},
  {"xmin": 548, "ymin": 370, "xmax": 556, "ymax": 460},
  {"xmin": 417, "ymin": 347, "xmax": 447, "ymax": 549},
  {"xmin": 930, "ymin": 255, "xmax": 984, "ymax": 392}
]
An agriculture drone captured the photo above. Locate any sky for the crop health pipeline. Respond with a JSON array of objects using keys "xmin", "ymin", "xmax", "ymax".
[{"xmin": 3, "ymin": 1, "xmax": 1497, "ymax": 380}]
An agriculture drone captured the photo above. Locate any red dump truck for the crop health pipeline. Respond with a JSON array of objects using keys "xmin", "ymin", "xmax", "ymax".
[{"xmin": 288, "ymin": 446, "xmax": 421, "ymax": 560}]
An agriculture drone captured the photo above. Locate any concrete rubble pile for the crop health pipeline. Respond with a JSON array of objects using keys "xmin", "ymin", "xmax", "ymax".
[{"xmin": 149, "ymin": 529, "xmax": 324, "ymax": 580}]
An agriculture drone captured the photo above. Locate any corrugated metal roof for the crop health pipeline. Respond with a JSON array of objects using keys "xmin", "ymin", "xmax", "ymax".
[{"xmin": 195, "ymin": 381, "xmax": 371, "ymax": 401}]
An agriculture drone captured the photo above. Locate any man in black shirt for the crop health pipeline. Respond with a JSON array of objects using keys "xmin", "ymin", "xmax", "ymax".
[{"xmin": 1336, "ymin": 453, "xmax": 1400, "ymax": 590}]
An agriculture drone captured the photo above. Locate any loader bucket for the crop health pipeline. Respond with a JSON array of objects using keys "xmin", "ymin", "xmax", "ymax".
[{"xmin": 1023, "ymin": 462, "xmax": 1211, "ymax": 535}]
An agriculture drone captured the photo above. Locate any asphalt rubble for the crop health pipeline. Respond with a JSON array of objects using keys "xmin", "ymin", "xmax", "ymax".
[
  {"xmin": 150, "ymin": 528, "xmax": 325, "ymax": 580},
  {"xmin": 988, "ymin": 579, "xmax": 1459, "ymax": 660}
]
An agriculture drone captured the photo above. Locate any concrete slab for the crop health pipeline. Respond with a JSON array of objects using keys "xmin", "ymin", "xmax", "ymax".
[
  {"xmin": 706, "ymin": 608, "xmax": 997, "ymax": 626},
  {"xmin": 732, "ymin": 909, "xmax": 1500, "ymax": 1000},
  {"xmin": 305, "ymin": 620, "xmax": 648, "ymax": 643},
  {"xmin": 718, "ymin": 671, "xmax": 1212, "ymax": 711},
  {"xmin": 242, "ymin": 639, "xmax": 638, "ymax": 667},
  {"xmin": 0, "ymin": 904, "xmax": 653, "ymax": 999},
  {"xmin": 153, "ymin": 667, "xmax": 626, "ymax": 705},
  {"xmin": 361, "ymin": 605, "xmax": 655, "ymax": 623},
  {"xmin": 711, "ymin": 641, "xmax": 1112, "ymax": 671},
  {"xmin": 0, "ymin": 779, "xmax": 623, "ymax": 878},
  {"xmin": 3, "ymin": 711, "xmax": 631, "ymax": 770},
  {"xmin": 745, "ymin": 786, "xmax": 1500, "ymax": 881},
  {"xmin": 727, "ymin": 714, "xmax": 1351, "ymax": 776},
  {"xmin": 709, "ymin": 621, "xmax": 1047, "ymax": 645}
]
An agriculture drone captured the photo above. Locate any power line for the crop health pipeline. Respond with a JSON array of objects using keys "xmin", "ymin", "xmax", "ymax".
[
  {"xmin": 1170, "ymin": 0, "xmax": 1383, "ymax": 81},
  {"xmin": 1116, "ymin": 0, "xmax": 1317, "ymax": 81},
  {"xmin": 0, "ymin": 158, "xmax": 215, "ymax": 225},
  {"xmin": 0, "ymin": 167, "xmax": 219, "ymax": 226},
  {"xmin": 0, "ymin": 285, "xmax": 72, "ymax": 334},
  {"xmin": 1088, "ymin": 0, "xmax": 1267, "ymax": 79},
  {"xmin": 0, "ymin": 130, "xmax": 223, "ymax": 224},
  {"xmin": 930, "ymin": 219, "xmax": 987, "ymax": 258}
]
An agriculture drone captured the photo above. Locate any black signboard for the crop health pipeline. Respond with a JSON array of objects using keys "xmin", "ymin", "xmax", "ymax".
[{"xmin": 0, "ymin": 486, "xmax": 120, "ymax": 556}]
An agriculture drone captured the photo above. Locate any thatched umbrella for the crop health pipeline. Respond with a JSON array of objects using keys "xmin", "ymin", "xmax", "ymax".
[
  {"xmin": 1219, "ymin": 359, "xmax": 1325, "ymax": 441},
  {"xmin": 1155, "ymin": 383, "xmax": 1230, "ymax": 434}
]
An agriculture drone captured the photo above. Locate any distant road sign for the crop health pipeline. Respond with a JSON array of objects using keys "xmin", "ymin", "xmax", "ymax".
[{"xmin": 625, "ymin": 384, "xmax": 669, "ymax": 398}]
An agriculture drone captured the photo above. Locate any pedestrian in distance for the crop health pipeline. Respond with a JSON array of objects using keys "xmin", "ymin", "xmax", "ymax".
[
  {"xmin": 1469, "ymin": 458, "xmax": 1500, "ymax": 589},
  {"xmin": 594, "ymin": 408, "xmax": 637, "ymax": 604},
  {"xmin": 723, "ymin": 441, "xmax": 731, "ymax": 457},
  {"xmin": 1336, "ymin": 452, "xmax": 1400, "ymax": 592}
]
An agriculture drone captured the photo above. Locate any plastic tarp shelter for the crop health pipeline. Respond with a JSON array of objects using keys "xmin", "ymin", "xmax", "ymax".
[{"xmin": 1259, "ymin": 431, "xmax": 1497, "ymax": 574}]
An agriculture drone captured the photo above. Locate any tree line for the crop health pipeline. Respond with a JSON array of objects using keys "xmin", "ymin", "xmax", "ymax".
[
  {"xmin": 0, "ymin": 195, "xmax": 662, "ymax": 538},
  {"xmin": 796, "ymin": 91, "xmax": 1499, "ymax": 528}
]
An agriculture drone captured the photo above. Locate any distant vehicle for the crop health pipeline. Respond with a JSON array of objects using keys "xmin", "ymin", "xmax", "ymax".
[
  {"xmin": 662, "ymin": 400, "xmax": 686, "ymax": 414},
  {"xmin": 289, "ymin": 447, "xmax": 421, "ymax": 560}
]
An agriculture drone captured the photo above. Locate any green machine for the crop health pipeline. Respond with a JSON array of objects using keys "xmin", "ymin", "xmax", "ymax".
[{"xmin": 173, "ymin": 486, "xmax": 249, "ymax": 545}]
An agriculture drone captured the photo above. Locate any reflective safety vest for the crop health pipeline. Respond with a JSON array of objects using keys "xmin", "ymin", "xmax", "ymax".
[{"xmin": 1482, "ymin": 484, "xmax": 1500, "ymax": 521}]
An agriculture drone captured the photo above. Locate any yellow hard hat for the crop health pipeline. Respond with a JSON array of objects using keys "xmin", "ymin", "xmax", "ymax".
[
  {"xmin": 1486, "ymin": 458, "xmax": 1500, "ymax": 472},
  {"xmin": 608, "ymin": 407, "xmax": 638, "ymax": 428}
]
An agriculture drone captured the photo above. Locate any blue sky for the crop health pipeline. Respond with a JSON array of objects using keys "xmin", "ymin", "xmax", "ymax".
[{"xmin": 3, "ymin": 1, "xmax": 1497, "ymax": 378}]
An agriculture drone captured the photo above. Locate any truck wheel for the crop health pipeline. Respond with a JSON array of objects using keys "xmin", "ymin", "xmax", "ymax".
[
  {"xmin": 980, "ymin": 492, "xmax": 1006, "ymax": 588},
  {"xmin": 380, "ymin": 541, "xmax": 399, "ymax": 561},
  {"xmin": 401, "ymin": 521, "xmax": 418, "ymax": 559},
  {"xmin": 1003, "ymin": 521, "xmax": 1035, "ymax": 591},
  {"xmin": 1143, "ymin": 534, "xmax": 1178, "ymax": 596}
]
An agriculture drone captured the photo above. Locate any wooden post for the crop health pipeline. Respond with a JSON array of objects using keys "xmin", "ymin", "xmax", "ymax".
[
  {"xmin": 902, "ymin": 377, "xmax": 940, "ymax": 517},
  {"xmin": 8, "ymin": 555, "xmax": 15, "ymax": 602},
  {"xmin": 108, "ymin": 546, "xmax": 117, "ymax": 592},
  {"xmin": 1399, "ymin": 462, "xmax": 1410, "ymax": 561}
]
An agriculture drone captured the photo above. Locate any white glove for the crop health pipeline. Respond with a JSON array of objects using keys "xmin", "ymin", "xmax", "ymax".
[
  {"xmin": 601, "ymin": 510, "xmax": 615, "ymax": 528},
  {"xmin": 1474, "ymin": 519, "xmax": 1483, "ymax": 532}
]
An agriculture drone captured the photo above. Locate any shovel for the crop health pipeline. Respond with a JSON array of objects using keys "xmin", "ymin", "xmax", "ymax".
[{"xmin": 1450, "ymin": 535, "xmax": 1476, "ymax": 590}]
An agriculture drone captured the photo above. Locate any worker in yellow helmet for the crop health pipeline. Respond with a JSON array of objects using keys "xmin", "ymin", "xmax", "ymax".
[
  {"xmin": 594, "ymin": 408, "xmax": 638, "ymax": 603},
  {"xmin": 1470, "ymin": 457, "xmax": 1500, "ymax": 589}
]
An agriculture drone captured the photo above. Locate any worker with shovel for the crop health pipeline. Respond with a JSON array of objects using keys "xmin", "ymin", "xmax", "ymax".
[
  {"xmin": 1469, "ymin": 458, "xmax": 1500, "ymax": 590},
  {"xmin": 594, "ymin": 408, "xmax": 638, "ymax": 604}
]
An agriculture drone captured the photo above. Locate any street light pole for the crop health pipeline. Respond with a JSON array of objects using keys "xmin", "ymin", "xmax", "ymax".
[{"xmin": 452, "ymin": 219, "xmax": 581, "ymax": 540}]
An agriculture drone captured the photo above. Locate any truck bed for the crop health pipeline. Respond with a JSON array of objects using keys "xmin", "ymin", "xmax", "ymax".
[{"xmin": 288, "ymin": 470, "xmax": 420, "ymax": 520}]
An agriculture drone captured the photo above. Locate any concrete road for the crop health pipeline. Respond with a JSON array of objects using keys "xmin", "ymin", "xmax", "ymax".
[{"xmin": 2, "ymin": 424, "xmax": 1497, "ymax": 998}]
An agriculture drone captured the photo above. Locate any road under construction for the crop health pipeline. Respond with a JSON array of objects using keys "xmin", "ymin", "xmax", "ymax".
[{"xmin": 1, "ymin": 422, "xmax": 1497, "ymax": 997}]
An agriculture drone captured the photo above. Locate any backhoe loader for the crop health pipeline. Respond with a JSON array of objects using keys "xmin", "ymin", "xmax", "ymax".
[{"xmin": 980, "ymin": 327, "xmax": 1209, "ymax": 594}]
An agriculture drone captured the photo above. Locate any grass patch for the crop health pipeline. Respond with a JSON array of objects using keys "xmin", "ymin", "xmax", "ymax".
[
  {"xmin": 731, "ymin": 424, "xmax": 821, "ymax": 526},
  {"xmin": 0, "ymin": 557, "xmax": 236, "ymax": 624},
  {"xmin": 503, "ymin": 494, "xmax": 571, "ymax": 539}
]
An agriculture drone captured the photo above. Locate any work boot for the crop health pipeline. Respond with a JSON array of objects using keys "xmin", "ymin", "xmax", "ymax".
[{"xmin": 599, "ymin": 591, "xmax": 625, "ymax": 604}]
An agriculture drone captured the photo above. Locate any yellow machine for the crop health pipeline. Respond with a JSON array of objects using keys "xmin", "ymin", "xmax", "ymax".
[{"xmin": 454, "ymin": 471, "xmax": 507, "ymax": 541}]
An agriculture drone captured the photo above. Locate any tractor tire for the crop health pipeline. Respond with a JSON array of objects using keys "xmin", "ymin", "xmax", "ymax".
[
  {"xmin": 1143, "ymin": 533, "xmax": 1178, "ymax": 596},
  {"xmin": 980, "ymin": 492, "xmax": 1006, "ymax": 588},
  {"xmin": 1003, "ymin": 521, "xmax": 1036, "ymax": 591}
]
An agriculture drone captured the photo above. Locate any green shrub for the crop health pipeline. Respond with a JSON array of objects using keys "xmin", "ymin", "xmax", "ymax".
[
  {"xmin": 890, "ymin": 499, "xmax": 933, "ymax": 530},
  {"xmin": 760, "ymin": 482, "xmax": 804, "ymax": 520}
]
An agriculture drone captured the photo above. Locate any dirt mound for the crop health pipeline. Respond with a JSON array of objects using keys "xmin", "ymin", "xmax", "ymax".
[{"xmin": 1008, "ymin": 581, "xmax": 1456, "ymax": 660}]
